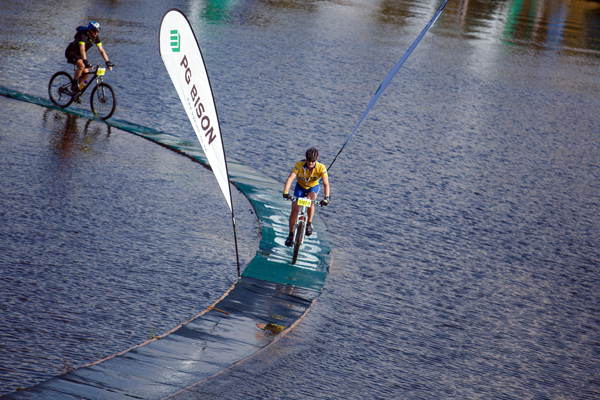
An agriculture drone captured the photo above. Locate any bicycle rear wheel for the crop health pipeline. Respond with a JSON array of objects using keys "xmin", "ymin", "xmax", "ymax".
[
  {"xmin": 292, "ymin": 220, "xmax": 305, "ymax": 265},
  {"xmin": 90, "ymin": 82, "xmax": 116, "ymax": 120},
  {"xmin": 48, "ymin": 71, "xmax": 74, "ymax": 108}
]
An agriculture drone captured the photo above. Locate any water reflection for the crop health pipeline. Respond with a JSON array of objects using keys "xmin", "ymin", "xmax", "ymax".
[
  {"xmin": 187, "ymin": 0, "xmax": 319, "ymax": 25},
  {"xmin": 501, "ymin": 0, "xmax": 591, "ymax": 50},
  {"xmin": 41, "ymin": 110, "xmax": 112, "ymax": 178},
  {"xmin": 444, "ymin": 0, "xmax": 600, "ymax": 52},
  {"xmin": 377, "ymin": 0, "xmax": 420, "ymax": 25},
  {"xmin": 187, "ymin": 0, "xmax": 600, "ymax": 53}
]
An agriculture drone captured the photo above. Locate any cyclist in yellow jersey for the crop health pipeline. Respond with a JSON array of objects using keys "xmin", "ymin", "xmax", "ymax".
[{"xmin": 283, "ymin": 147, "xmax": 330, "ymax": 247}]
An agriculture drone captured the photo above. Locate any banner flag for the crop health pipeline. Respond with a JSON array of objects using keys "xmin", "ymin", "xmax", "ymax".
[{"xmin": 159, "ymin": 9, "xmax": 232, "ymax": 211}]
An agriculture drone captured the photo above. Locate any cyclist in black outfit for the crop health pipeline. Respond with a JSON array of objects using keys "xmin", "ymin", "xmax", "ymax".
[{"xmin": 65, "ymin": 21, "xmax": 113, "ymax": 92}]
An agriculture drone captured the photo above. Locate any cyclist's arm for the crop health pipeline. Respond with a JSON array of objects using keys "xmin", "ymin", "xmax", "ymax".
[
  {"xmin": 97, "ymin": 44, "xmax": 112, "ymax": 70},
  {"xmin": 321, "ymin": 174, "xmax": 330, "ymax": 198},
  {"xmin": 283, "ymin": 172, "xmax": 297, "ymax": 194}
]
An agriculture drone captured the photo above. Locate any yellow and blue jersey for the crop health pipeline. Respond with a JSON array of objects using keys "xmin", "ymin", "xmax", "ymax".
[{"xmin": 292, "ymin": 160, "xmax": 327, "ymax": 190}]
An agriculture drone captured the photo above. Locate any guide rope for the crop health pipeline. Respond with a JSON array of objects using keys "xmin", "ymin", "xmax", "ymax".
[{"xmin": 328, "ymin": 0, "xmax": 450, "ymax": 171}]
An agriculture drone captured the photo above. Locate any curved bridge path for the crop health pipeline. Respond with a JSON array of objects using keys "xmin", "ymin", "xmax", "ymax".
[{"xmin": 1, "ymin": 86, "xmax": 332, "ymax": 400}]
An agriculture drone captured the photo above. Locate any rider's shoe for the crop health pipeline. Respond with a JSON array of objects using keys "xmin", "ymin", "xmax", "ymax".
[
  {"xmin": 70, "ymin": 83, "xmax": 80, "ymax": 94},
  {"xmin": 285, "ymin": 234, "xmax": 293, "ymax": 247},
  {"xmin": 305, "ymin": 222, "xmax": 313, "ymax": 236}
]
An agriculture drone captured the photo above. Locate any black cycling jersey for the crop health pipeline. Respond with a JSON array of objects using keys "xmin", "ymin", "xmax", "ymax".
[{"xmin": 65, "ymin": 30, "xmax": 102, "ymax": 56}]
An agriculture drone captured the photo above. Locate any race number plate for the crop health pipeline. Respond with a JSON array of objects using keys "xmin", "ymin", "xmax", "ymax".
[
  {"xmin": 97, "ymin": 67, "xmax": 106, "ymax": 76},
  {"xmin": 297, "ymin": 198, "xmax": 312, "ymax": 207}
]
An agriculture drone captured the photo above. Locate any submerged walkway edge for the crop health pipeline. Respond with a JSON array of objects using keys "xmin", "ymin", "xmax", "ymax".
[{"xmin": 1, "ymin": 87, "xmax": 332, "ymax": 399}]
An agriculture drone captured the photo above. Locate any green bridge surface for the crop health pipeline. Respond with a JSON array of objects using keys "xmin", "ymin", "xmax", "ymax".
[{"xmin": 1, "ymin": 86, "xmax": 332, "ymax": 400}]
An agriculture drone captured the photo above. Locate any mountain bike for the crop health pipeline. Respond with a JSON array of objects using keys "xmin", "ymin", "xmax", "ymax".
[
  {"xmin": 286, "ymin": 196, "xmax": 324, "ymax": 264},
  {"xmin": 48, "ymin": 64, "xmax": 117, "ymax": 120}
]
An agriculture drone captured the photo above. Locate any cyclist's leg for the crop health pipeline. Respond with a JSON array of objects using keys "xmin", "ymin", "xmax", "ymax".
[
  {"xmin": 305, "ymin": 186, "xmax": 320, "ymax": 236},
  {"xmin": 74, "ymin": 59, "xmax": 87, "ymax": 86},
  {"xmin": 288, "ymin": 201, "xmax": 300, "ymax": 235},
  {"xmin": 289, "ymin": 183, "xmax": 307, "ymax": 234},
  {"xmin": 80, "ymin": 64, "xmax": 90, "ymax": 86},
  {"xmin": 306, "ymin": 186, "xmax": 320, "ymax": 223},
  {"xmin": 285, "ymin": 201, "xmax": 298, "ymax": 247},
  {"xmin": 66, "ymin": 52, "xmax": 85, "ymax": 89},
  {"xmin": 286, "ymin": 183, "xmax": 305, "ymax": 246}
]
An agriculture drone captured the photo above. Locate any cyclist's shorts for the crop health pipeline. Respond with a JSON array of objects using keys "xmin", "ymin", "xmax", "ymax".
[
  {"xmin": 65, "ymin": 51, "xmax": 83, "ymax": 65},
  {"xmin": 294, "ymin": 182, "xmax": 320, "ymax": 199}
]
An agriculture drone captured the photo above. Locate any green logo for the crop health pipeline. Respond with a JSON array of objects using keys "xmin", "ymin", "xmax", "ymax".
[{"xmin": 170, "ymin": 30, "xmax": 180, "ymax": 52}]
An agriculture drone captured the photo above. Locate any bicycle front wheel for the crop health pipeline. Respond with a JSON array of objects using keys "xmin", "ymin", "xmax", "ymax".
[
  {"xmin": 292, "ymin": 220, "xmax": 305, "ymax": 265},
  {"xmin": 48, "ymin": 71, "xmax": 74, "ymax": 108},
  {"xmin": 90, "ymin": 82, "xmax": 116, "ymax": 120}
]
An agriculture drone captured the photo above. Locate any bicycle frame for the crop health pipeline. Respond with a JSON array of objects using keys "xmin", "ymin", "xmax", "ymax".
[
  {"xmin": 287, "ymin": 195, "xmax": 323, "ymax": 264},
  {"xmin": 74, "ymin": 65, "xmax": 106, "ymax": 97},
  {"xmin": 49, "ymin": 64, "xmax": 117, "ymax": 119},
  {"xmin": 292, "ymin": 197, "xmax": 312, "ymax": 246}
]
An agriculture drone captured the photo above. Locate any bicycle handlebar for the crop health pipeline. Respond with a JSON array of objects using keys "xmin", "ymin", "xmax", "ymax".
[
  {"xmin": 285, "ymin": 196, "xmax": 327, "ymax": 207},
  {"xmin": 83, "ymin": 65, "xmax": 114, "ymax": 72}
]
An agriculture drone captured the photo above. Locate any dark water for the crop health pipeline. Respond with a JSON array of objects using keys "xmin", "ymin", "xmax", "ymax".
[
  {"xmin": 2, "ymin": 0, "xmax": 600, "ymax": 398},
  {"xmin": 0, "ymin": 97, "xmax": 259, "ymax": 392}
]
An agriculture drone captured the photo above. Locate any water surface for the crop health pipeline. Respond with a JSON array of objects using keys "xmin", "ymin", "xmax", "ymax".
[{"xmin": 1, "ymin": 0, "xmax": 599, "ymax": 398}]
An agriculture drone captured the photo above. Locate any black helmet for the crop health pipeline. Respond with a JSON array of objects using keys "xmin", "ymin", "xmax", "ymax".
[{"xmin": 305, "ymin": 147, "xmax": 319, "ymax": 162}]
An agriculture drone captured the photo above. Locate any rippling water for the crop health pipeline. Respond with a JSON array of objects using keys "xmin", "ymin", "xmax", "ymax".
[
  {"xmin": 1, "ymin": 0, "xmax": 600, "ymax": 398},
  {"xmin": 0, "ymin": 97, "xmax": 259, "ymax": 392}
]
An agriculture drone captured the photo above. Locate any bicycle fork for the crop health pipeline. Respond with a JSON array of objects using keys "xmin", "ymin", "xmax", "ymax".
[{"xmin": 294, "ymin": 207, "xmax": 307, "ymax": 245}]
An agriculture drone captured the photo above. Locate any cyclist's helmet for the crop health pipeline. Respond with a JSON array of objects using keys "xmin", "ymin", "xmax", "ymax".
[
  {"xmin": 305, "ymin": 147, "xmax": 319, "ymax": 162},
  {"xmin": 88, "ymin": 21, "xmax": 100, "ymax": 32}
]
